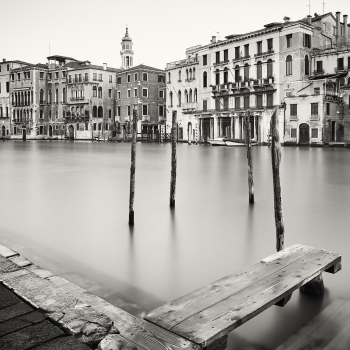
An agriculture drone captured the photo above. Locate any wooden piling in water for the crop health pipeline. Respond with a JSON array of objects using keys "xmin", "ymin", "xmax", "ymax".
[
  {"xmin": 244, "ymin": 110, "xmax": 254, "ymax": 204},
  {"xmin": 129, "ymin": 108, "xmax": 137, "ymax": 225},
  {"xmin": 170, "ymin": 111, "xmax": 177, "ymax": 208},
  {"xmin": 270, "ymin": 108, "xmax": 284, "ymax": 251}
]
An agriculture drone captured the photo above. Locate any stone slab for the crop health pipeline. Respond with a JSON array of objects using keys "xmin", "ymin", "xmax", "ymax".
[
  {"xmin": 0, "ymin": 244, "xmax": 19, "ymax": 258},
  {"xmin": 0, "ymin": 255, "xmax": 21, "ymax": 275},
  {"xmin": 0, "ymin": 311, "xmax": 45, "ymax": 336},
  {"xmin": 25, "ymin": 265, "xmax": 55, "ymax": 279},
  {"xmin": 0, "ymin": 320, "xmax": 64, "ymax": 350},
  {"xmin": 0, "ymin": 302, "xmax": 33, "ymax": 322},
  {"xmin": 0, "ymin": 283, "xmax": 21, "ymax": 309},
  {"xmin": 31, "ymin": 335, "xmax": 92, "ymax": 350},
  {"xmin": 9, "ymin": 255, "xmax": 32, "ymax": 267}
]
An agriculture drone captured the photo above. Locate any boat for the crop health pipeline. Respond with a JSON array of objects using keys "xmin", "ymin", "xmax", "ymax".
[
  {"xmin": 208, "ymin": 137, "xmax": 227, "ymax": 146},
  {"xmin": 224, "ymin": 140, "xmax": 245, "ymax": 147}
]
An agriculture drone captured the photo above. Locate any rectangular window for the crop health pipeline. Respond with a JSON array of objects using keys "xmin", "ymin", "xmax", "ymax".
[
  {"xmin": 267, "ymin": 38, "xmax": 273, "ymax": 51},
  {"xmin": 98, "ymin": 123, "xmax": 102, "ymax": 131},
  {"xmin": 142, "ymin": 88, "xmax": 148, "ymax": 97},
  {"xmin": 311, "ymin": 128, "xmax": 318, "ymax": 138},
  {"xmin": 11, "ymin": 74, "xmax": 14, "ymax": 81},
  {"xmin": 311, "ymin": 103, "xmax": 318, "ymax": 115},
  {"xmin": 257, "ymin": 41, "xmax": 262, "ymax": 55},
  {"xmin": 55, "ymin": 72, "xmax": 59, "ymax": 79},
  {"xmin": 326, "ymin": 103, "xmax": 330, "ymax": 115},
  {"xmin": 117, "ymin": 91, "xmax": 121, "ymax": 99},
  {"xmin": 256, "ymin": 95, "xmax": 263, "ymax": 108},
  {"xmin": 127, "ymin": 74, "xmax": 131, "ymax": 83},
  {"xmin": 93, "ymin": 123, "xmax": 97, "ymax": 131},
  {"xmin": 6, "ymin": 82, "xmax": 9, "ymax": 93},
  {"xmin": 203, "ymin": 54, "xmax": 207, "ymax": 66},
  {"xmin": 7, "ymin": 64, "xmax": 9, "ymax": 71},
  {"xmin": 98, "ymin": 74, "xmax": 102, "ymax": 81},
  {"xmin": 143, "ymin": 73, "xmax": 148, "ymax": 81},
  {"xmin": 290, "ymin": 104, "xmax": 297, "ymax": 116},
  {"xmin": 78, "ymin": 74, "xmax": 81, "ymax": 82},
  {"xmin": 286, "ymin": 34, "xmax": 292, "ymax": 48},
  {"xmin": 62, "ymin": 71, "xmax": 66, "ymax": 78},
  {"xmin": 109, "ymin": 75, "xmax": 112, "ymax": 83},
  {"xmin": 291, "ymin": 128, "xmax": 297, "ymax": 138},
  {"xmin": 109, "ymin": 109, "xmax": 111, "ymax": 118},
  {"xmin": 134, "ymin": 88, "xmax": 137, "ymax": 97},
  {"xmin": 127, "ymin": 89, "xmax": 131, "ymax": 98},
  {"xmin": 267, "ymin": 94, "xmax": 273, "ymax": 107},
  {"xmin": 158, "ymin": 75, "xmax": 165, "ymax": 83},
  {"xmin": 215, "ymin": 51, "xmax": 220, "ymax": 64},
  {"xmin": 117, "ymin": 77, "xmax": 121, "ymax": 84},
  {"xmin": 223, "ymin": 97, "xmax": 229, "ymax": 111},
  {"xmin": 159, "ymin": 90, "xmax": 164, "ymax": 98},
  {"xmin": 75, "ymin": 74, "xmax": 78, "ymax": 82},
  {"xmin": 215, "ymin": 98, "xmax": 220, "ymax": 111},
  {"xmin": 314, "ymin": 87, "xmax": 320, "ymax": 95},
  {"xmin": 17, "ymin": 73, "xmax": 21, "ymax": 80},
  {"xmin": 134, "ymin": 73, "xmax": 138, "ymax": 81},
  {"xmin": 142, "ymin": 104, "xmax": 148, "ymax": 115},
  {"xmin": 224, "ymin": 49, "xmax": 228, "ymax": 62},
  {"xmin": 316, "ymin": 61, "xmax": 323, "ymax": 72},
  {"xmin": 244, "ymin": 96, "xmax": 250, "ymax": 109},
  {"xmin": 244, "ymin": 44, "xmax": 249, "ymax": 57},
  {"xmin": 108, "ymin": 89, "xmax": 112, "ymax": 97},
  {"xmin": 337, "ymin": 57, "xmax": 344, "ymax": 69},
  {"xmin": 93, "ymin": 73, "xmax": 97, "ymax": 80},
  {"xmin": 235, "ymin": 46, "xmax": 240, "ymax": 59},
  {"xmin": 235, "ymin": 96, "xmax": 240, "ymax": 109},
  {"xmin": 303, "ymin": 34, "xmax": 311, "ymax": 48},
  {"xmin": 203, "ymin": 100, "xmax": 207, "ymax": 111},
  {"xmin": 117, "ymin": 106, "xmax": 121, "ymax": 116},
  {"xmin": 159, "ymin": 105, "xmax": 164, "ymax": 116},
  {"xmin": 127, "ymin": 105, "xmax": 131, "ymax": 115}
]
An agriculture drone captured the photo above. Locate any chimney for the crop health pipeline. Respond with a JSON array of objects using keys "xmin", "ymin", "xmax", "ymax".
[
  {"xmin": 2, "ymin": 58, "xmax": 5, "ymax": 62},
  {"xmin": 283, "ymin": 16, "xmax": 290, "ymax": 23},
  {"xmin": 211, "ymin": 36, "xmax": 216, "ymax": 44},
  {"xmin": 343, "ymin": 15, "xmax": 348, "ymax": 39},
  {"xmin": 307, "ymin": 15, "xmax": 312, "ymax": 24},
  {"xmin": 336, "ymin": 11, "xmax": 341, "ymax": 46},
  {"xmin": 103, "ymin": 63, "xmax": 107, "ymax": 70}
]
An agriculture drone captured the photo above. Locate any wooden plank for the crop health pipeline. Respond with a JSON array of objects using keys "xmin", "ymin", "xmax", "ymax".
[
  {"xmin": 276, "ymin": 299, "xmax": 350, "ymax": 350},
  {"xmin": 146, "ymin": 244, "xmax": 315, "ymax": 330},
  {"xmin": 162, "ymin": 248, "xmax": 341, "ymax": 347},
  {"xmin": 60, "ymin": 281, "xmax": 200, "ymax": 350}
]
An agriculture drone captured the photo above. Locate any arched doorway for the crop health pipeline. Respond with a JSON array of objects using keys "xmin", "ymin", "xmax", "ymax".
[
  {"xmin": 68, "ymin": 125, "xmax": 74, "ymax": 140},
  {"xmin": 49, "ymin": 125, "xmax": 53, "ymax": 137},
  {"xmin": 22, "ymin": 128, "xmax": 26, "ymax": 141},
  {"xmin": 299, "ymin": 123, "xmax": 309, "ymax": 145},
  {"xmin": 1, "ymin": 126, "xmax": 5, "ymax": 137}
]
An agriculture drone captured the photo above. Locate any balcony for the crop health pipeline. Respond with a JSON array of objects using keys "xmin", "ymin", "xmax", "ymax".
[
  {"xmin": 158, "ymin": 116, "xmax": 166, "ymax": 122},
  {"xmin": 313, "ymin": 69, "xmax": 325, "ymax": 75},
  {"xmin": 182, "ymin": 102, "xmax": 197, "ymax": 110},
  {"xmin": 213, "ymin": 60, "xmax": 230, "ymax": 66},
  {"xmin": 124, "ymin": 116, "xmax": 131, "ymax": 122},
  {"xmin": 335, "ymin": 66, "xmax": 349, "ymax": 73},
  {"xmin": 290, "ymin": 115, "xmax": 298, "ymax": 120},
  {"xmin": 254, "ymin": 49, "xmax": 274, "ymax": 58},
  {"xmin": 142, "ymin": 115, "xmax": 150, "ymax": 122}
]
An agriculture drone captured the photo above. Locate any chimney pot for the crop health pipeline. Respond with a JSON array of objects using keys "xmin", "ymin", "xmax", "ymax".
[
  {"xmin": 2, "ymin": 58, "xmax": 5, "ymax": 62},
  {"xmin": 307, "ymin": 15, "xmax": 312, "ymax": 24},
  {"xmin": 103, "ymin": 63, "xmax": 107, "ymax": 70},
  {"xmin": 211, "ymin": 36, "xmax": 216, "ymax": 43}
]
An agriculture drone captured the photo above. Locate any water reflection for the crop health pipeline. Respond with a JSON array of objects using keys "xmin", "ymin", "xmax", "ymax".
[{"xmin": 0, "ymin": 142, "xmax": 349, "ymax": 349}]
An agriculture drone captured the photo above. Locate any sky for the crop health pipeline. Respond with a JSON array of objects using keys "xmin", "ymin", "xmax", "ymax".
[{"xmin": 1, "ymin": 0, "xmax": 349, "ymax": 70}]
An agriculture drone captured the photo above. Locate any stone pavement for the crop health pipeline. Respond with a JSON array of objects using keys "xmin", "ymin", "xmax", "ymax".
[{"xmin": 0, "ymin": 282, "xmax": 91, "ymax": 349}]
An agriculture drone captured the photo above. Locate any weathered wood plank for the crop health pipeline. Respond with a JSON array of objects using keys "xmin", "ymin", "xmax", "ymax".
[
  {"xmin": 146, "ymin": 245, "xmax": 315, "ymax": 330},
  {"xmin": 276, "ymin": 299, "xmax": 350, "ymax": 350},
  {"xmin": 169, "ymin": 249, "xmax": 340, "ymax": 347}
]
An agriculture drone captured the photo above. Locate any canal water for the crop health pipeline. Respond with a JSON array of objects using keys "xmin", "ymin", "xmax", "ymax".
[{"xmin": 0, "ymin": 141, "xmax": 349, "ymax": 350}]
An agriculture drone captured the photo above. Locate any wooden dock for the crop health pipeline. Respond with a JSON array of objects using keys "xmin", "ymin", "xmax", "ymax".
[{"xmin": 276, "ymin": 299, "xmax": 350, "ymax": 350}]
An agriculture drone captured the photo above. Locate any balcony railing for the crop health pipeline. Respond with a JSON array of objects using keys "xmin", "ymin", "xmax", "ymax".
[
  {"xmin": 313, "ymin": 69, "xmax": 325, "ymax": 75},
  {"xmin": 158, "ymin": 116, "xmax": 166, "ymax": 122},
  {"xmin": 335, "ymin": 66, "xmax": 349, "ymax": 73},
  {"xmin": 290, "ymin": 115, "xmax": 298, "ymax": 120},
  {"xmin": 166, "ymin": 56, "xmax": 199, "ymax": 69},
  {"xmin": 213, "ymin": 60, "xmax": 230, "ymax": 66},
  {"xmin": 254, "ymin": 49, "xmax": 274, "ymax": 58},
  {"xmin": 142, "ymin": 115, "xmax": 150, "ymax": 122},
  {"xmin": 182, "ymin": 102, "xmax": 197, "ymax": 109}
]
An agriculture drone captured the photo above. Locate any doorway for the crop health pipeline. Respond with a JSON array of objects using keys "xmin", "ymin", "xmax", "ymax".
[
  {"xmin": 299, "ymin": 123, "xmax": 310, "ymax": 145},
  {"xmin": 68, "ymin": 125, "xmax": 74, "ymax": 140}
]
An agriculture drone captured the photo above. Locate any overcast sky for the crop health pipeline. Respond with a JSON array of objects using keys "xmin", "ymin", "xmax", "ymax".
[{"xmin": 1, "ymin": 0, "xmax": 349, "ymax": 70}]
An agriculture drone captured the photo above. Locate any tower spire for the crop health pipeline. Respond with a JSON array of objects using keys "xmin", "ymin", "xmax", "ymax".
[{"xmin": 120, "ymin": 26, "xmax": 134, "ymax": 69}]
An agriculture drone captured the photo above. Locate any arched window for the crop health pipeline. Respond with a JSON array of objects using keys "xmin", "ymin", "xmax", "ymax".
[
  {"xmin": 203, "ymin": 72, "xmax": 207, "ymax": 88},
  {"xmin": 189, "ymin": 68, "xmax": 192, "ymax": 80},
  {"xmin": 98, "ymin": 87, "xmax": 102, "ymax": 98},
  {"xmin": 215, "ymin": 69, "xmax": 220, "ymax": 85},
  {"xmin": 93, "ymin": 86, "xmax": 97, "ymax": 97},
  {"xmin": 48, "ymin": 90, "xmax": 52, "ymax": 104},
  {"xmin": 194, "ymin": 88, "xmax": 197, "ymax": 102},
  {"xmin": 348, "ymin": 77, "xmax": 350, "ymax": 85},
  {"xmin": 49, "ymin": 110, "xmax": 51, "ymax": 119},
  {"xmin": 93, "ymin": 106, "xmax": 97, "ymax": 118},
  {"xmin": 40, "ymin": 109, "xmax": 43, "ymax": 119},
  {"xmin": 63, "ymin": 111, "xmax": 65, "ymax": 118},
  {"xmin": 193, "ymin": 68, "xmax": 196, "ymax": 79},
  {"xmin": 339, "ymin": 78, "xmax": 345, "ymax": 87},
  {"xmin": 13, "ymin": 110, "xmax": 15, "ymax": 121},
  {"xmin": 305, "ymin": 55, "xmax": 310, "ymax": 76},
  {"xmin": 286, "ymin": 55, "xmax": 292, "ymax": 76},
  {"xmin": 178, "ymin": 90, "xmax": 181, "ymax": 107},
  {"xmin": 62, "ymin": 88, "xmax": 66, "ymax": 103},
  {"xmin": 244, "ymin": 63, "xmax": 250, "ymax": 81},
  {"xmin": 98, "ymin": 106, "xmax": 103, "ymax": 118},
  {"xmin": 40, "ymin": 89, "xmax": 44, "ymax": 104},
  {"xmin": 170, "ymin": 91, "xmax": 173, "ymax": 107},
  {"xmin": 185, "ymin": 90, "xmax": 188, "ymax": 103},
  {"xmin": 235, "ymin": 65, "xmax": 240, "ymax": 81},
  {"xmin": 168, "ymin": 72, "xmax": 171, "ymax": 83},
  {"xmin": 257, "ymin": 61, "xmax": 262, "ymax": 79},
  {"xmin": 55, "ymin": 89, "xmax": 59, "ymax": 103},
  {"xmin": 178, "ymin": 70, "xmax": 181, "ymax": 81},
  {"xmin": 223, "ymin": 68, "xmax": 228, "ymax": 84},
  {"xmin": 267, "ymin": 59, "xmax": 273, "ymax": 77},
  {"xmin": 186, "ymin": 69, "xmax": 189, "ymax": 80},
  {"xmin": 189, "ymin": 89, "xmax": 192, "ymax": 103}
]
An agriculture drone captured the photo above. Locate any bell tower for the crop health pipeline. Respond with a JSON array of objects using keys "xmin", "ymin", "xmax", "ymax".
[{"xmin": 120, "ymin": 26, "xmax": 134, "ymax": 69}]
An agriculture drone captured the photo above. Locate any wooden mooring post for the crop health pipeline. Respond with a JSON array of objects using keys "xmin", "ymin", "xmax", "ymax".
[
  {"xmin": 244, "ymin": 110, "xmax": 254, "ymax": 204},
  {"xmin": 270, "ymin": 108, "xmax": 284, "ymax": 251},
  {"xmin": 129, "ymin": 108, "xmax": 137, "ymax": 225},
  {"xmin": 170, "ymin": 111, "xmax": 177, "ymax": 208}
]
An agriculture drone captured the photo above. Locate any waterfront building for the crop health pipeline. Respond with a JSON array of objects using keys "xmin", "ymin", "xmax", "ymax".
[
  {"xmin": 116, "ymin": 28, "xmax": 166, "ymax": 140},
  {"xmin": 166, "ymin": 11, "xmax": 350, "ymax": 146},
  {"xmin": 0, "ymin": 59, "xmax": 31, "ymax": 139}
]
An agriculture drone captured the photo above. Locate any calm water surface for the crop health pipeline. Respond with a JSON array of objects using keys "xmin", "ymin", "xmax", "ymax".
[{"xmin": 1, "ymin": 141, "xmax": 349, "ymax": 350}]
